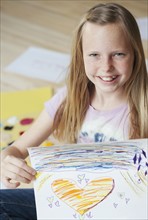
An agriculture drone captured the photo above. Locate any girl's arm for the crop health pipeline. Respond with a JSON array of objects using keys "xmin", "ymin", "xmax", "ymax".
[{"xmin": 0, "ymin": 108, "xmax": 53, "ymax": 188}]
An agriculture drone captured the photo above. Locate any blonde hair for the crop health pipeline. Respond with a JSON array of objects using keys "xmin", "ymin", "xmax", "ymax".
[{"xmin": 53, "ymin": 3, "xmax": 148, "ymax": 142}]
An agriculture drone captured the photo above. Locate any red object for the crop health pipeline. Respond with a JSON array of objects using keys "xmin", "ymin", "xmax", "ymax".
[{"xmin": 20, "ymin": 118, "xmax": 34, "ymax": 125}]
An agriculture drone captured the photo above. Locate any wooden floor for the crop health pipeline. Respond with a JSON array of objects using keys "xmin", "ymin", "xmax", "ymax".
[{"xmin": 1, "ymin": 0, "xmax": 148, "ymax": 92}]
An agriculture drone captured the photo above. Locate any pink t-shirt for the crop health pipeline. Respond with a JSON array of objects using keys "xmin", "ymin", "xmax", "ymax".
[{"xmin": 45, "ymin": 87, "xmax": 129, "ymax": 143}]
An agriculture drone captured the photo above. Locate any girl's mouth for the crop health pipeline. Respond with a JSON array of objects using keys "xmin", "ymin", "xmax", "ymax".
[{"xmin": 97, "ymin": 75, "xmax": 118, "ymax": 82}]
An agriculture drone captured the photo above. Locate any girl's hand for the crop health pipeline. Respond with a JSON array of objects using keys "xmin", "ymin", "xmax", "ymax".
[{"xmin": 1, "ymin": 155, "xmax": 37, "ymax": 189}]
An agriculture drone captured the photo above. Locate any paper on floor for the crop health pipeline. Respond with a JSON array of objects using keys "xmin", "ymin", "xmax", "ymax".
[{"xmin": 5, "ymin": 47, "xmax": 70, "ymax": 83}]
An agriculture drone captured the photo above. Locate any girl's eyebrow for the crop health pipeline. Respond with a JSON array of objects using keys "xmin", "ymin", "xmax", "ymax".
[
  {"xmin": 89, "ymin": 51, "xmax": 100, "ymax": 53},
  {"xmin": 87, "ymin": 48, "xmax": 128, "ymax": 53}
]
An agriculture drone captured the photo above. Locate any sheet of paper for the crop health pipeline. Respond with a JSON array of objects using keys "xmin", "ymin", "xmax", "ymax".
[
  {"xmin": 136, "ymin": 17, "xmax": 148, "ymax": 40},
  {"xmin": 28, "ymin": 139, "xmax": 148, "ymax": 220},
  {"xmin": 5, "ymin": 47, "xmax": 70, "ymax": 83}
]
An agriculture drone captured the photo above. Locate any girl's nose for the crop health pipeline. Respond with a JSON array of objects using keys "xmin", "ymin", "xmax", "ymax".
[{"xmin": 100, "ymin": 56, "xmax": 113, "ymax": 72}]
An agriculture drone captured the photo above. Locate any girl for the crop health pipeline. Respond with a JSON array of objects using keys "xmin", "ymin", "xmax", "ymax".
[{"xmin": 0, "ymin": 3, "xmax": 148, "ymax": 220}]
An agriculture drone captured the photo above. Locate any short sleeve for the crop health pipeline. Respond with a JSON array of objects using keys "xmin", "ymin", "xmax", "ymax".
[{"xmin": 44, "ymin": 86, "xmax": 67, "ymax": 119}]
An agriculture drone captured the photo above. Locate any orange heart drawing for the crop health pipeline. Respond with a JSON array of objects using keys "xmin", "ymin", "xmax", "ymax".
[{"xmin": 51, "ymin": 177, "xmax": 114, "ymax": 215}]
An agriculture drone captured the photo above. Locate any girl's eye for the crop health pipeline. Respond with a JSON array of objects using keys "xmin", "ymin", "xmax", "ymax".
[
  {"xmin": 89, "ymin": 53, "xmax": 99, "ymax": 57},
  {"xmin": 114, "ymin": 53, "xmax": 125, "ymax": 57}
]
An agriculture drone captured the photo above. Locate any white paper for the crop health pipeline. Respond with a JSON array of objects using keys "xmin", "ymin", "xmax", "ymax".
[
  {"xmin": 28, "ymin": 139, "xmax": 148, "ymax": 220},
  {"xmin": 136, "ymin": 17, "xmax": 148, "ymax": 40},
  {"xmin": 5, "ymin": 47, "xmax": 70, "ymax": 83}
]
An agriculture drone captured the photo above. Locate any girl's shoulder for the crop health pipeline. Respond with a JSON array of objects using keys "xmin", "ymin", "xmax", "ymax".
[
  {"xmin": 46, "ymin": 86, "xmax": 67, "ymax": 103},
  {"xmin": 44, "ymin": 86, "xmax": 67, "ymax": 118}
]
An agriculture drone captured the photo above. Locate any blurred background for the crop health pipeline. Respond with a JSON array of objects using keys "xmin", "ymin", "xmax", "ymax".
[{"xmin": 1, "ymin": 0, "xmax": 148, "ymax": 92}]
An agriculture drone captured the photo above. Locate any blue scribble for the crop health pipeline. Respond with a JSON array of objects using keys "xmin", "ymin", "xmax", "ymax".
[
  {"xmin": 142, "ymin": 150, "xmax": 147, "ymax": 158},
  {"xmin": 133, "ymin": 154, "xmax": 137, "ymax": 164}
]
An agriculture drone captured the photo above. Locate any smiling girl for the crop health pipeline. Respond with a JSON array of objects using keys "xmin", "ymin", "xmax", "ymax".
[{"xmin": 0, "ymin": 3, "xmax": 148, "ymax": 220}]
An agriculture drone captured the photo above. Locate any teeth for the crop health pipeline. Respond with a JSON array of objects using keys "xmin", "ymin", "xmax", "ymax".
[{"xmin": 100, "ymin": 76, "xmax": 116, "ymax": 81}]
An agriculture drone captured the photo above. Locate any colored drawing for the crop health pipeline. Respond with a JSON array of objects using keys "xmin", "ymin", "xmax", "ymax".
[
  {"xmin": 28, "ymin": 139, "xmax": 148, "ymax": 220},
  {"xmin": 52, "ymin": 177, "xmax": 114, "ymax": 215}
]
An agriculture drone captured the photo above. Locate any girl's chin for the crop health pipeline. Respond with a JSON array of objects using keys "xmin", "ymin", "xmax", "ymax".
[{"xmin": 94, "ymin": 84, "xmax": 121, "ymax": 94}]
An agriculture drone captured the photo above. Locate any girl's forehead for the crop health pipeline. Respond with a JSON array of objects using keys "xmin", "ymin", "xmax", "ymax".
[
  {"xmin": 82, "ymin": 22, "xmax": 125, "ymax": 37},
  {"xmin": 82, "ymin": 22, "xmax": 132, "ymax": 51}
]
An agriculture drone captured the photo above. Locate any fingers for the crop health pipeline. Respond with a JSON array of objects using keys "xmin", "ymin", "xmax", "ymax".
[
  {"xmin": 5, "ymin": 155, "xmax": 36, "ymax": 178},
  {"xmin": 4, "ymin": 169, "xmax": 32, "ymax": 184},
  {"xmin": 1, "ymin": 155, "xmax": 37, "ymax": 188},
  {"xmin": 2, "ymin": 177, "xmax": 21, "ymax": 189}
]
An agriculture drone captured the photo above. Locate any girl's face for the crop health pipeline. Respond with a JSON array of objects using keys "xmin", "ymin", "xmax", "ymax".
[{"xmin": 82, "ymin": 22, "xmax": 134, "ymax": 96}]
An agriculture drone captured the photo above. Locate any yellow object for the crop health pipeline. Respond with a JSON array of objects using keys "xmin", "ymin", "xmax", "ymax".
[
  {"xmin": 52, "ymin": 177, "xmax": 114, "ymax": 215},
  {"xmin": 1, "ymin": 87, "xmax": 53, "ymax": 119},
  {"xmin": 42, "ymin": 141, "xmax": 54, "ymax": 147},
  {"xmin": 0, "ymin": 87, "xmax": 53, "ymax": 148}
]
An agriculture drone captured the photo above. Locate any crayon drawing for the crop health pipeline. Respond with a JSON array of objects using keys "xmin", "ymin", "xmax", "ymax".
[
  {"xmin": 28, "ymin": 139, "xmax": 148, "ymax": 220},
  {"xmin": 52, "ymin": 177, "xmax": 114, "ymax": 216}
]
